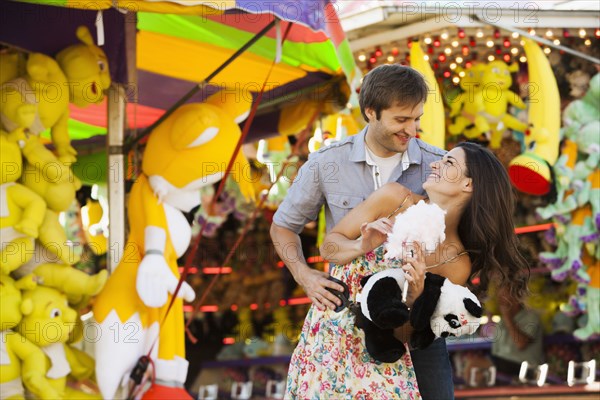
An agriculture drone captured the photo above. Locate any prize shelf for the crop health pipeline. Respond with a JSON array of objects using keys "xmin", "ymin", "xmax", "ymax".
[{"xmin": 200, "ymin": 333, "xmax": 599, "ymax": 369}]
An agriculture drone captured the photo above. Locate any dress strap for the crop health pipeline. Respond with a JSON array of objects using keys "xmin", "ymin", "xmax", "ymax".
[{"xmin": 387, "ymin": 192, "xmax": 412, "ymax": 219}]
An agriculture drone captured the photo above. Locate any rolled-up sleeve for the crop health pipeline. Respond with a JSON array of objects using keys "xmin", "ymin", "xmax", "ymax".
[{"xmin": 272, "ymin": 153, "xmax": 326, "ymax": 234}]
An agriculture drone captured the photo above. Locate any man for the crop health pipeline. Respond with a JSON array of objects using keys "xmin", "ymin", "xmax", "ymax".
[{"xmin": 270, "ymin": 64, "xmax": 451, "ymax": 398}]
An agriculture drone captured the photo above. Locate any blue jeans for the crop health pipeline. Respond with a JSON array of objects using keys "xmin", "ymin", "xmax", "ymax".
[{"xmin": 410, "ymin": 338, "xmax": 454, "ymax": 399}]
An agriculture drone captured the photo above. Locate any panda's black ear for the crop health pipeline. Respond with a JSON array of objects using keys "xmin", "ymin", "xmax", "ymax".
[
  {"xmin": 410, "ymin": 273, "xmax": 444, "ymax": 330},
  {"xmin": 463, "ymin": 298, "xmax": 482, "ymax": 318},
  {"xmin": 360, "ymin": 274, "xmax": 372, "ymax": 288}
]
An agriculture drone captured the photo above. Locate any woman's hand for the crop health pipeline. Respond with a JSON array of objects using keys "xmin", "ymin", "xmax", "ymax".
[
  {"xmin": 359, "ymin": 217, "xmax": 393, "ymax": 253},
  {"xmin": 401, "ymin": 243, "xmax": 427, "ymax": 308}
]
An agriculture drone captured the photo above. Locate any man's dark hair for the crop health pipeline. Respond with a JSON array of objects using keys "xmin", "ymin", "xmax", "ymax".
[{"xmin": 358, "ymin": 64, "xmax": 429, "ymax": 122}]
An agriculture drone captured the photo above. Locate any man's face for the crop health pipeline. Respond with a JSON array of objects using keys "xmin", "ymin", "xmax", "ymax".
[{"xmin": 365, "ymin": 102, "xmax": 424, "ymax": 157}]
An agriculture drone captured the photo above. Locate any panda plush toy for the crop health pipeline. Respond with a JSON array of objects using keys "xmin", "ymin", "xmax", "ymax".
[{"xmin": 355, "ymin": 269, "xmax": 483, "ymax": 363}]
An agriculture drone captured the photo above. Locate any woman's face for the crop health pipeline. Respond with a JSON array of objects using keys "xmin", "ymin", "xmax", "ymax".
[{"xmin": 423, "ymin": 147, "xmax": 471, "ymax": 197}]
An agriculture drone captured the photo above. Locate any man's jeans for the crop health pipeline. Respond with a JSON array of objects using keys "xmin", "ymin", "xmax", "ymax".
[{"xmin": 410, "ymin": 338, "xmax": 454, "ymax": 399}]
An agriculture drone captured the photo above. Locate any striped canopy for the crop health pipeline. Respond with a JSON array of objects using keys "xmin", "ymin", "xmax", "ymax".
[{"xmin": 1, "ymin": 0, "xmax": 358, "ymax": 152}]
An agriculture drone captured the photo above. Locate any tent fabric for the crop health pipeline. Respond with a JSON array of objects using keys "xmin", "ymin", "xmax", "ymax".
[{"xmin": 2, "ymin": 0, "xmax": 358, "ymax": 148}]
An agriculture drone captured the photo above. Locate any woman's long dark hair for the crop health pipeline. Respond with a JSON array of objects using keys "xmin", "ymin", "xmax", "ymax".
[{"xmin": 456, "ymin": 142, "xmax": 530, "ymax": 302}]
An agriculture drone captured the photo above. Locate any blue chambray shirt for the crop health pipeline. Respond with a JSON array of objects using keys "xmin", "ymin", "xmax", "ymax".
[{"xmin": 273, "ymin": 127, "xmax": 446, "ymax": 234}]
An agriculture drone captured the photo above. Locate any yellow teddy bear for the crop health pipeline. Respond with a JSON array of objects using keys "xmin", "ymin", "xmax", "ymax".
[
  {"xmin": 0, "ymin": 134, "xmax": 46, "ymax": 274},
  {"xmin": 93, "ymin": 90, "xmax": 255, "ymax": 399},
  {"xmin": 16, "ymin": 285, "xmax": 100, "ymax": 399},
  {"xmin": 0, "ymin": 274, "xmax": 60, "ymax": 400},
  {"xmin": 479, "ymin": 60, "xmax": 528, "ymax": 148}
]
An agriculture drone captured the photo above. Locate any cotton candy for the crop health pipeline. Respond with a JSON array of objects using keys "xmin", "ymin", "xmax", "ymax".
[{"xmin": 384, "ymin": 200, "xmax": 446, "ymax": 260}]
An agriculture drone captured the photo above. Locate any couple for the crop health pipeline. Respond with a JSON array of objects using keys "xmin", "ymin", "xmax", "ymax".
[{"xmin": 270, "ymin": 65, "xmax": 529, "ymax": 399}]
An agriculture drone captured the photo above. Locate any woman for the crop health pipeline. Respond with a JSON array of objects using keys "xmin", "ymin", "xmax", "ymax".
[{"xmin": 285, "ymin": 142, "xmax": 529, "ymax": 399}]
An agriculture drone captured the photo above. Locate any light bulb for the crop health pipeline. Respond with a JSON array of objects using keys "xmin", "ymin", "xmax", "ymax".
[{"xmin": 488, "ymin": 55, "xmax": 495, "ymax": 61}]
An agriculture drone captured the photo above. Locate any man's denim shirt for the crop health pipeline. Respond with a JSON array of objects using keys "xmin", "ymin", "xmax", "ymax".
[{"xmin": 273, "ymin": 127, "xmax": 446, "ymax": 234}]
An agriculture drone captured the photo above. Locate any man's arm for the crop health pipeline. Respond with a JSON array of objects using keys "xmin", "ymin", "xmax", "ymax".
[{"xmin": 270, "ymin": 222, "xmax": 343, "ymax": 311}]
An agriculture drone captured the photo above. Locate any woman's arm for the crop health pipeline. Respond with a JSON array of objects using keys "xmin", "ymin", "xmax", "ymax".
[{"xmin": 320, "ymin": 183, "xmax": 413, "ymax": 265}]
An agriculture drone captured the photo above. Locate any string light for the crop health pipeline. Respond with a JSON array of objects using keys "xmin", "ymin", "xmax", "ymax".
[
  {"xmin": 596, "ymin": 28, "xmax": 600, "ymax": 38},
  {"xmin": 469, "ymin": 37, "xmax": 476, "ymax": 47},
  {"xmin": 391, "ymin": 47, "xmax": 400, "ymax": 56},
  {"xmin": 452, "ymin": 40, "xmax": 459, "ymax": 48},
  {"xmin": 433, "ymin": 37, "xmax": 441, "ymax": 47},
  {"xmin": 494, "ymin": 29, "xmax": 501, "ymax": 39},
  {"xmin": 553, "ymin": 39, "xmax": 561, "ymax": 45},
  {"xmin": 458, "ymin": 28, "xmax": 466, "ymax": 39},
  {"xmin": 544, "ymin": 47, "xmax": 551, "ymax": 54},
  {"xmin": 529, "ymin": 28, "xmax": 536, "ymax": 36},
  {"xmin": 424, "ymin": 36, "xmax": 432, "ymax": 44},
  {"xmin": 443, "ymin": 70, "xmax": 451, "ymax": 78},
  {"xmin": 456, "ymin": 56, "xmax": 463, "ymax": 64},
  {"xmin": 375, "ymin": 47, "xmax": 383, "ymax": 57},
  {"xmin": 585, "ymin": 39, "xmax": 592, "ymax": 46},
  {"xmin": 465, "ymin": 61, "xmax": 472, "ymax": 69},
  {"xmin": 441, "ymin": 31, "xmax": 449, "ymax": 40},
  {"xmin": 511, "ymin": 47, "xmax": 519, "ymax": 55},
  {"xmin": 503, "ymin": 38, "xmax": 511, "ymax": 47},
  {"xmin": 512, "ymin": 32, "xmax": 520, "ymax": 39},
  {"xmin": 459, "ymin": 70, "xmax": 466, "ymax": 77},
  {"xmin": 387, "ymin": 55, "xmax": 395, "ymax": 62},
  {"xmin": 579, "ymin": 28, "xmax": 586, "ymax": 37},
  {"xmin": 486, "ymin": 40, "xmax": 495, "ymax": 48},
  {"xmin": 488, "ymin": 55, "xmax": 495, "ymax": 61},
  {"xmin": 453, "ymin": 76, "xmax": 460, "ymax": 84},
  {"xmin": 503, "ymin": 53, "xmax": 511, "ymax": 62},
  {"xmin": 520, "ymin": 56, "xmax": 527, "ymax": 63},
  {"xmin": 438, "ymin": 54, "xmax": 447, "ymax": 62},
  {"xmin": 450, "ymin": 63, "xmax": 457, "ymax": 70},
  {"xmin": 444, "ymin": 47, "xmax": 452, "ymax": 55},
  {"xmin": 563, "ymin": 29, "xmax": 570, "ymax": 38},
  {"xmin": 424, "ymin": 55, "xmax": 430, "ymax": 61},
  {"xmin": 545, "ymin": 29, "xmax": 554, "ymax": 37},
  {"xmin": 358, "ymin": 54, "xmax": 366, "ymax": 62},
  {"xmin": 476, "ymin": 30, "xmax": 484, "ymax": 38}
]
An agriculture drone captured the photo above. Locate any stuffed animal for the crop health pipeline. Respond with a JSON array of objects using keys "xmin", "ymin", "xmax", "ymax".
[
  {"xmin": 410, "ymin": 41, "xmax": 445, "ymax": 149},
  {"xmin": 355, "ymin": 270, "xmax": 482, "ymax": 363},
  {"xmin": 508, "ymin": 39, "xmax": 560, "ymax": 195},
  {"xmin": 0, "ymin": 134, "xmax": 46, "ymax": 274},
  {"xmin": 354, "ymin": 268, "xmax": 411, "ymax": 363},
  {"xmin": 479, "ymin": 60, "xmax": 527, "ymax": 148},
  {"xmin": 0, "ymin": 274, "xmax": 60, "ymax": 400},
  {"xmin": 16, "ymin": 285, "xmax": 99, "ymax": 399},
  {"xmin": 448, "ymin": 63, "xmax": 490, "ymax": 140},
  {"xmin": 93, "ymin": 90, "xmax": 255, "ymax": 400}
]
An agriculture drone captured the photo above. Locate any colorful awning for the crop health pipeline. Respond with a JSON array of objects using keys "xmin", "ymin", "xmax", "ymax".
[{"xmin": 2, "ymin": 0, "xmax": 358, "ymax": 148}]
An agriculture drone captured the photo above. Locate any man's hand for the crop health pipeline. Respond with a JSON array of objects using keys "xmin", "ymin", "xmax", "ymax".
[{"xmin": 296, "ymin": 266, "xmax": 344, "ymax": 312}]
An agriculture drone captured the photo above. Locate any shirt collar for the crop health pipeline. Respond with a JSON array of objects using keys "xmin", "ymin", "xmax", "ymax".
[{"xmin": 351, "ymin": 125, "xmax": 423, "ymax": 166}]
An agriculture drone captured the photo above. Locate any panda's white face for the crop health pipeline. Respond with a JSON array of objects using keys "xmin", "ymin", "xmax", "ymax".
[{"xmin": 430, "ymin": 280, "xmax": 482, "ymax": 338}]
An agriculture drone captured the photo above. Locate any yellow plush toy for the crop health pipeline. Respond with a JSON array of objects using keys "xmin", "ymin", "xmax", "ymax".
[
  {"xmin": 55, "ymin": 26, "xmax": 111, "ymax": 108},
  {"xmin": 448, "ymin": 63, "xmax": 490, "ymax": 139},
  {"xmin": 16, "ymin": 285, "xmax": 100, "ymax": 399},
  {"xmin": 480, "ymin": 60, "xmax": 527, "ymax": 148},
  {"xmin": 508, "ymin": 39, "xmax": 560, "ymax": 195},
  {"xmin": 0, "ymin": 274, "xmax": 60, "ymax": 400},
  {"xmin": 0, "ymin": 135, "xmax": 46, "ymax": 274},
  {"xmin": 93, "ymin": 90, "xmax": 255, "ymax": 400}
]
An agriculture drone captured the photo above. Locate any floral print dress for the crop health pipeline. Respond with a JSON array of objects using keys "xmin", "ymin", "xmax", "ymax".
[{"xmin": 285, "ymin": 246, "xmax": 421, "ymax": 400}]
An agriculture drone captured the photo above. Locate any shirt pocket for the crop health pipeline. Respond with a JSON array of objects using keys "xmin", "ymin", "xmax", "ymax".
[{"xmin": 328, "ymin": 193, "xmax": 364, "ymax": 222}]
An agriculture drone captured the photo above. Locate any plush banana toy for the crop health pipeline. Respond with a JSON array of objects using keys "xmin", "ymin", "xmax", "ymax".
[
  {"xmin": 93, "ymin": 91, "xmax": 255, "ymax": 400},
  {"xmin": 410, "ymin": 41, "xmax": 445, "ymax": 149},
  {"xmin": 509, "ymin": 39, "xmax": 560, "ymax": 195}
]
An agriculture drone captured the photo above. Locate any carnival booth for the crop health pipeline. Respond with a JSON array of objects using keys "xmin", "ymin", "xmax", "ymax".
[
  {"xmin": 338, "ymin": 1, "xmax": 600, "ymax": 397},
  {"xmin": 0, "ymin": 1, "xmax": 359, "ymax": 398}
]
